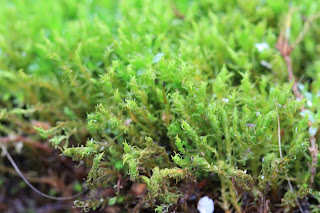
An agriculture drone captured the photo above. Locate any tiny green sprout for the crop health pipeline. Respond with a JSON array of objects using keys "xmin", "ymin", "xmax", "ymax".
[
  {"xmin": 108, "ymin": 197, "xmax": 117, "ymax": 206},
  {"xmin": 73, "ymin": 182, "xmax": 83, "ymax": 193}
]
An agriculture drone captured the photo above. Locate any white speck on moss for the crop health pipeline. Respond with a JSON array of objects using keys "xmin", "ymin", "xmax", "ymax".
[
  {"xmin": 309, "ymin": 126, "xmax": 318, "ymax": 136},
  {"xmin": 260, "ymin": 60, "xmax": 272, "ymax": 69},
  {"xmin": 152, "ymin": 53, "xmax": 164, "ymax": 64},
  {"xmin": 255, "ymin": 42, "xmax": 269, "ymax": 52},
  {"xmin": 197, "ymin": 196, "xmax": 214, "ymax": 213},
  {"xmin": 222, "ymin": 98, "xmax": 229, "ymax": 103},
  {"xmin": 15, "ymin": 141, "xmax": 24, "ymax": 154},
  {"xmin": 124, "ymin": 118, "xmax": 133, "ymax": 126}
]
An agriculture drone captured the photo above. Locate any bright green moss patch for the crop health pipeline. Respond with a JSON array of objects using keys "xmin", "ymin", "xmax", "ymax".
[{"xmin": 1, "ymin": 0, "xmax": 320, "ymax": 212}]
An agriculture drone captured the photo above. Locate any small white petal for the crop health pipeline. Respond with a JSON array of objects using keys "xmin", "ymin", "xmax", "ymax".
[
  {"xmin": 300, "ymin": 110, "xmax": 316, "ymax": 122},
  {"xmin": 15, "ymin": 142, "xmax": 24, "ymax": 154},
  {"xmin": 152, "ymin": 53, "xmax": 165, "ymax": 64},
  {"xmin": 260, "ymin": 60, "xmax": 272, "ymax": 69},
  {"xmin": 255, "ymin": 42, "xmax": 269, "ymax": 52},
  {"xmin": 309, "ymin": 126, "xmax": 318, "ymax": 136},
  {"xmin": 197, "ymin": 196, "xmax": 214, "ymax": 213},
  {"xmin": 222, "ymin": 98, "xmax": 229, "ymax": 103}
]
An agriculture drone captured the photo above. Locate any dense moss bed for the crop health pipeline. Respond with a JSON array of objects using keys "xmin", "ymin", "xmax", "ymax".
[{"xmin": 1, "ymin": 0, "xmax": 320, "ymax": 212}]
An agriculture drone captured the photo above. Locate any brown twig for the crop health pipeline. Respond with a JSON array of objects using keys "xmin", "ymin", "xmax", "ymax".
[
  {"xmin": 170, "ymin": 0, "xmax": 185, "ymax": 20},
  {"xmin": 308, "ymin": 137, "xmax": 319, "ymax": 186},
  {"xmin": 0, "ymin": 135, "xmax": 53, "ymax": 154},
  {"xmin": 276, "ymin": 9, "xmax": 319, "ymax": 187},
  {"xmin": 276, "ymin": 9, "xmax": 303, "ymax": 102}
]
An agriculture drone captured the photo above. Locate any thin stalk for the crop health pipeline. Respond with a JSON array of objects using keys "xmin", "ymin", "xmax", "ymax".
[
  {"xmin": 0, "ymin": 142, "xmax": 88, "ymax": 201},
  {"xmin": 273, "ymin": 96, "xmax": 303, "ymax": 213}
]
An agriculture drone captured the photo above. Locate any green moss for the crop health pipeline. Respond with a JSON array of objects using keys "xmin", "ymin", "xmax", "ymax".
[{"xmin": 1, "ymin": 0, "xmax": 320, "ymax": 212}]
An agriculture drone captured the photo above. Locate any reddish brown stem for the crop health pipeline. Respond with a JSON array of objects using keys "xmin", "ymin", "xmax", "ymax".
[{"xmin": 276, "ymin": 11, "xmax": 318, "ymax": 187}]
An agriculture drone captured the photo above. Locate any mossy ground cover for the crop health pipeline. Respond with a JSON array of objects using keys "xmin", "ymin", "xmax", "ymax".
[{"xmin": 1, "ymin": 0, "xmax": 320, "ymax": 212}]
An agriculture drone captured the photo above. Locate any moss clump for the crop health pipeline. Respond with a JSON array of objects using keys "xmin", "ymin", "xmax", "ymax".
[{"xmin": 1, "ymin": 0, "xmax": 320, "ymax": 212}]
